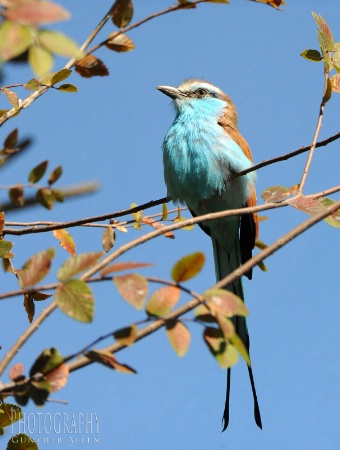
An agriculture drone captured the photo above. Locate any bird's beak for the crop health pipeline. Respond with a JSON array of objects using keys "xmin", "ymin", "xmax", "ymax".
[{"xmin": 157, "ymin": 85, "xmax": 184, "ymax": 100}]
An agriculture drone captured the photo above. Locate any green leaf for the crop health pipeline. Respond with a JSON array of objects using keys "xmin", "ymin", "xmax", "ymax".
[
  {"xmin": 0, "ymin": 240, "xmax": 14, "ymax": 258},
  {"xmin": 291, "ymin": 195, "xmax": 340, "ymax": 228},
  {"xmin": 36, "ymin": 187, "xmax": 55, "ymax": 209},
  {"xmin": 114, "ymin": 274, "xmax": 148, "ymax": 309},
  {"xmin": 300, "ymin": 49, "xmax": 322, "ymax": 62},
  {"xmin": 4, "ymin": 128, "xmax": 18, "ymax": 149},
  {"xmin": 48, "ymin": 165, "xmax": 62, "ymax": 185},
  {"xmin": 166, "ymin": 320, "xmax": 190, "ymax": 357},
  {"xmin": 29, "ymin": 160, "xmax": 48, "ymax": 183},
  {"xmin": 23, "ymin": 78, "xmax": 40, "ymax": 91},
  {"xmin": 131, "ymin": 202, "xmax": 143, "ymax": 230},
  {"xmin": 28, "ymin": 45, "xmax": 54, "ymax": 77},
  {"xmin": 113, "ymin": 325, "xmax": 137, "ymax": 346},
  {"xmin": 57, "ymin": 252, "xmax": 103, "ymax": 282},
  {"xmin": 323, "ymin": 77, "xmax": 332, "ymax": 103},
  {"xmin": 58, "ymin": 83, "xmax": 78, "ymax": 93},
  {"xmin": 18, "ymin": 248, "xmax": 55, "ymax": 287},
  {"xmin": 162, "ymin": 203, "xmax": 168, "ymax": 220},
  {"xmin": 9, "ymin": 185, "xmax": 24, "ymax": 206},
  {"xmin": 0, "ymin": 20, "xmax": 32, "ymax": 60},
  {"xmin": 2, "ymin": 88, "xmax": 19, "ymax": 109},
  {"xmin": 312, "ymin": 13, "xmax": 334, "ymax": 51},
  {"xmin": 203, "ymin": 327, "xmax": 238, "ymax": 368},
  {"xmin": 29, "ymin": 380, "xmax": 50, "ymax": 406},
  {"xmin": 39, "ymin": 30, "xmax": 82, "ymax": 58},
  {"xmin": 146, "ymin": 286, "xmax": 180, "ymax": 317},
  {"xmin": 230, "ymin": 333, "xmax": 251, "ymax": 366},
  {"xmin": 0, "ymin": 403, "xmax": 22, "ymax": 427},
  {"xmin": 50, "ymin": 68, "xmax": 72, "ymax": 85},
  {"xmin": 171, "ymin": 252, "xmax": 205, "ymax": 282},
  {"xmin": 111, "ymin": 0, "xmax": 134, "ymax": 28},
  {"xmin": 29, "ymin": 347, "xmax": 64, "ymax": 376},
  {"xmin": 7, "ymin": 434, "xmax": 38, "ymax": 450},
  {"xmin": 55, "ymin": 279, "xmax": 94, "ymax": 322}
]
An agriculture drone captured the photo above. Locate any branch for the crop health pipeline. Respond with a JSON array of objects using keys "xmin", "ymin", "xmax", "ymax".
[{"xmin": 67, "ymin": 197, "xmax": 340, "ymax": 373}]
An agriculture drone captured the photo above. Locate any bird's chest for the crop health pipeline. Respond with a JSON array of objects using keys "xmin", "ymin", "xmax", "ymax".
[{"xmin": 163, "ymin": 119, "xmax": 230, "ymax": 205}]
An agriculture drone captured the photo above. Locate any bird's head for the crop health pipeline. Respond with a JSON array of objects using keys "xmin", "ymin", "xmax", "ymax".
[{"xmin": 157, "ymin": 78, "xmax": 238, "ymax": 127}]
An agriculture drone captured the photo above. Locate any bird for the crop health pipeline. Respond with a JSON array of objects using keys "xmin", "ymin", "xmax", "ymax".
[{"xmin": 157, "ymin": 78, "xmax": 261, "ymax": 430}]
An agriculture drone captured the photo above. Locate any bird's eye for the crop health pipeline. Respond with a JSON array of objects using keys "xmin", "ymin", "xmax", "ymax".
[{"xmin": 195, "ymin": 88, "xmax": 208, "ymax": 97}]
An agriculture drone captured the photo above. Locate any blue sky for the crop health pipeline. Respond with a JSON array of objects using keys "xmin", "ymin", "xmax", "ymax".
[{"xmin": 2, "ymin": 1, "xmax": 340, "ymax": 449}]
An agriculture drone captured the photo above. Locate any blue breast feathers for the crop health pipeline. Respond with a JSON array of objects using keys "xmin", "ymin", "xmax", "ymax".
[{"xmin": 162, "ymin": 97, "xmax": 255, "ymax": 210}]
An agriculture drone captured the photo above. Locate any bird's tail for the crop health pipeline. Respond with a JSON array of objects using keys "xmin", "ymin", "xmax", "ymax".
[{"xmin": 212, "ymin": 236, "xmax": 262, "ymax": 431}]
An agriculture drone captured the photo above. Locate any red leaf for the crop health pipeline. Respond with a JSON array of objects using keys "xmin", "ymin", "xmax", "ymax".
[
  {"xmin": 146, "ymin": 286, "xmax": 180, "ymax": 317},
  {"xmin": 4, "ymin": 0, "xmax": 70, "ymax": 25},
  {"xmin": 18, "ymin": 248, "xmax": 55, "ymax": 287},
  {"xmin": 114, "ymin": 274, "xmax": 148, "ymax": 309},
  {"xmin": 100, "ymin": 261, "xmax": 154, "ymax": 276},
  {"xmin": 166, "ymin": 320, "xmax": 190, "ymax": 357},
  {"xmin": 75, "ymin": 55, "xmax": 109, "ymax": 78},
  {"xmin": 53, "ymin": 229, "xmax": 76, "ymax": 256},
  {"xmin": 45, "ymin": 363, "xmax": 69, "ymax": 392}
]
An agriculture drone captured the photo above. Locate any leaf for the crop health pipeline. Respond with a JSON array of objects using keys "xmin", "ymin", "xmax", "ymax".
[
  {"xmin": 18, "ymin": 248, "xmax": 55, "ymax": 287},
  {"xmin": 113, "ymin": 325, "xmax": 137, "ymax": 346},
  {"xmin": 142, "ymin": 217, "xmax": 174, "ymax": 238},
  {"xmin": 50, "ymin": 68, "xmax": 72, "ymax": 85},
  {"xmin": 29, "ymin": 380, "xmax": 50, "ymax": 406},
  {"xmin": 106, "ymin": 32, "xmax": 135, "ymax": 52},
  {"xmin": 111, "ymin": 0, "xmax": 134, "ymax": 28},
  {"xmin": 4, "ymin": 1, "xmax": 70, "ymax": 25},
  {"xmin": 230, "ymin": 333, "xmax": 250, "ymax": 366},
  {"xmin": 162, "ymin": 203, "xmax": 168, "ymax": 220},
  {"xmin": 216, "ymin": 313, "xmax": 235, "ymax": 339},
  {"xmin": 131, "ymin": 202, "xmax": 143, "ymax": 230},
  {"xmin": 323, "ymin": 77, "xmax": 332, "ymax": 104},
  {"xmin": 85, "ymin": 350, "xmax": 137, "ymax": 374},
  {"xmin": 9, "ymin": 185, "xmax": 24, "ymax": 206},
  {"xmin": 146, "ymin": 286, "xmax": 180, "ymax": 317},
  {"xmin": 24, "ymin": 293, "xmax": 35, "ymax": 323},
  {"xmin": 0, "ymin": 211, "xmax": 4, "ymax": 234},
  {"xmin": 171, "ymin": 252, "xmax": 205, "ymax": 282},
  {"xmin": 300, "ymin": 49, "xmax": 322, "ymax": 62},
  {"xmin": 58, "ymin": 83, "xmax": 78, "ymax": 93},
  {"xmin": 39, "ymin": 30, "xmax": 81, "ymax": 58},
  {"xmin": 312, "ymin": 13, "xmax": 334, "ymax": 52},
  {"xmin": 53, "ymin": 229, "xmax": 76, "ymax": 256},
  {"xmin": 166, "ymin": 320, "xmax": 190, "ymax": 357},
  {"xmin": 52, "ymin": 188, "xmax": 64, "ymax": 203},
  {"xmin": 7, "ymin": 434, "xmax": 38, "ymax": 450},
  {"xmin": 28, "ymin": 45, "xmax": 54, "ymax": 77},
  {"xmin": 0, "ymin": 240, "xmax": 14, "ymax": 258},
  {"xmin": 31, "ymin": 291, "xmax": 52, "ymax": 301},
  {"xmin": 9, "ymin": 363, "xmax": 25, "ymax": 382},
  {"xmin": 261, "ymin": 184, "xmax": 298, "ymax": 203},
  {"xmin": 28, "ymin": 160, "xmax": 48, "ymax": 183},
  {"xmin": 36, "ymin": 187, "xmax": 55, "ymax": 209},
  {"xmin": 331, "ymin": 74, "xmax": 340, "ymax": 93},
  {"xmin": 2, "ymin": 88, "xmax": 19, "ymax": 109},
  {"xmin": 257, "ymin": 261, "xmax": 268, "ymax": 272},
  {"xmin": 102, "ymin": 226, "xmax": 115, "ymax": 252},
  {"xmin": 291, "ymin": 195, "xmax": 340, "ymax": 228},
  {"xmin": 115, "ymin": 225, "xmax": 128, "ymax": 232},
  {"xmin": 0, "ymin": 403, "xmax": 22, "ymax": 428},
  {"xmin": 203, "ymin": 327, "xmax": 238, "ymax": 368},
  {"xmin": 29, "ymin": 347, "xmax": 64, "ymax": 376},
  {"xmin": 0, "ymin": 20, "xmax": 32, "ymax": 60},
  {"xmin": 75, "ymin": 55, "xmax": 109, "ymax": 78},
  {"xmin": 114, "ymin": 274, "xmax": 148, "ymax": 309},
  {"xmin": 57, "ymin": 252, "xmax": 103, "ymax": 282},
  {"xmin": 23, "ymin": 78, "xmax": 40, "ymax": 91},
  {"xmin": 194, "ymin": 303, "xmax": 216, "ymax": 323},
  {"xmin": 100, "ymin": 261, "xmax": 154, "ymax": 276},
  {"xmin": 45, "ymin": 363, "xmax": 69, "ymax": 392},
  {"xmin": 48, "ymin": 165, "xmax": 62, "ymax": 185},
  {"xmin": 173, "ymin": 215, "xmax": 194, "ymax": 231},
  {"xmin": 4, "ymin": 128, "xmax": 18, "ymax": 149},
  {"xmin": 55, "ymin": 279, "xmax": 94, "ymax": 322},
  {"xmin": 204, "ymin": 289, "xmax": 248, "ymax": 317}
]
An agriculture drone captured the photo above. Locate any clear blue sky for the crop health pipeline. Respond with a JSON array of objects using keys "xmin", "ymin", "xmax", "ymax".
[{"xmin": 2, "ymin": 1, "xmax": 340, "ymax": 449}]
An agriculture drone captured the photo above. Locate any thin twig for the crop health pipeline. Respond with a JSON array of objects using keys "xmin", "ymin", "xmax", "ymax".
[{"xmin": 298, "ymin": 72, "xmax": 329, "ymax": 193}]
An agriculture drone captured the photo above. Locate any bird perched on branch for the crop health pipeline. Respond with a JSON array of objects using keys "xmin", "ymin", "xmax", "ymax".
[{"xmin": 157, "ymin": 78, "xmax": 261, "ymax": 430}]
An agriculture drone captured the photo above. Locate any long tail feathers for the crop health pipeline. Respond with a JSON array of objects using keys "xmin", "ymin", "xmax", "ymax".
[{"xmin": 212, "ymin": 236, "xmax": 262, "ymax": 431}]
